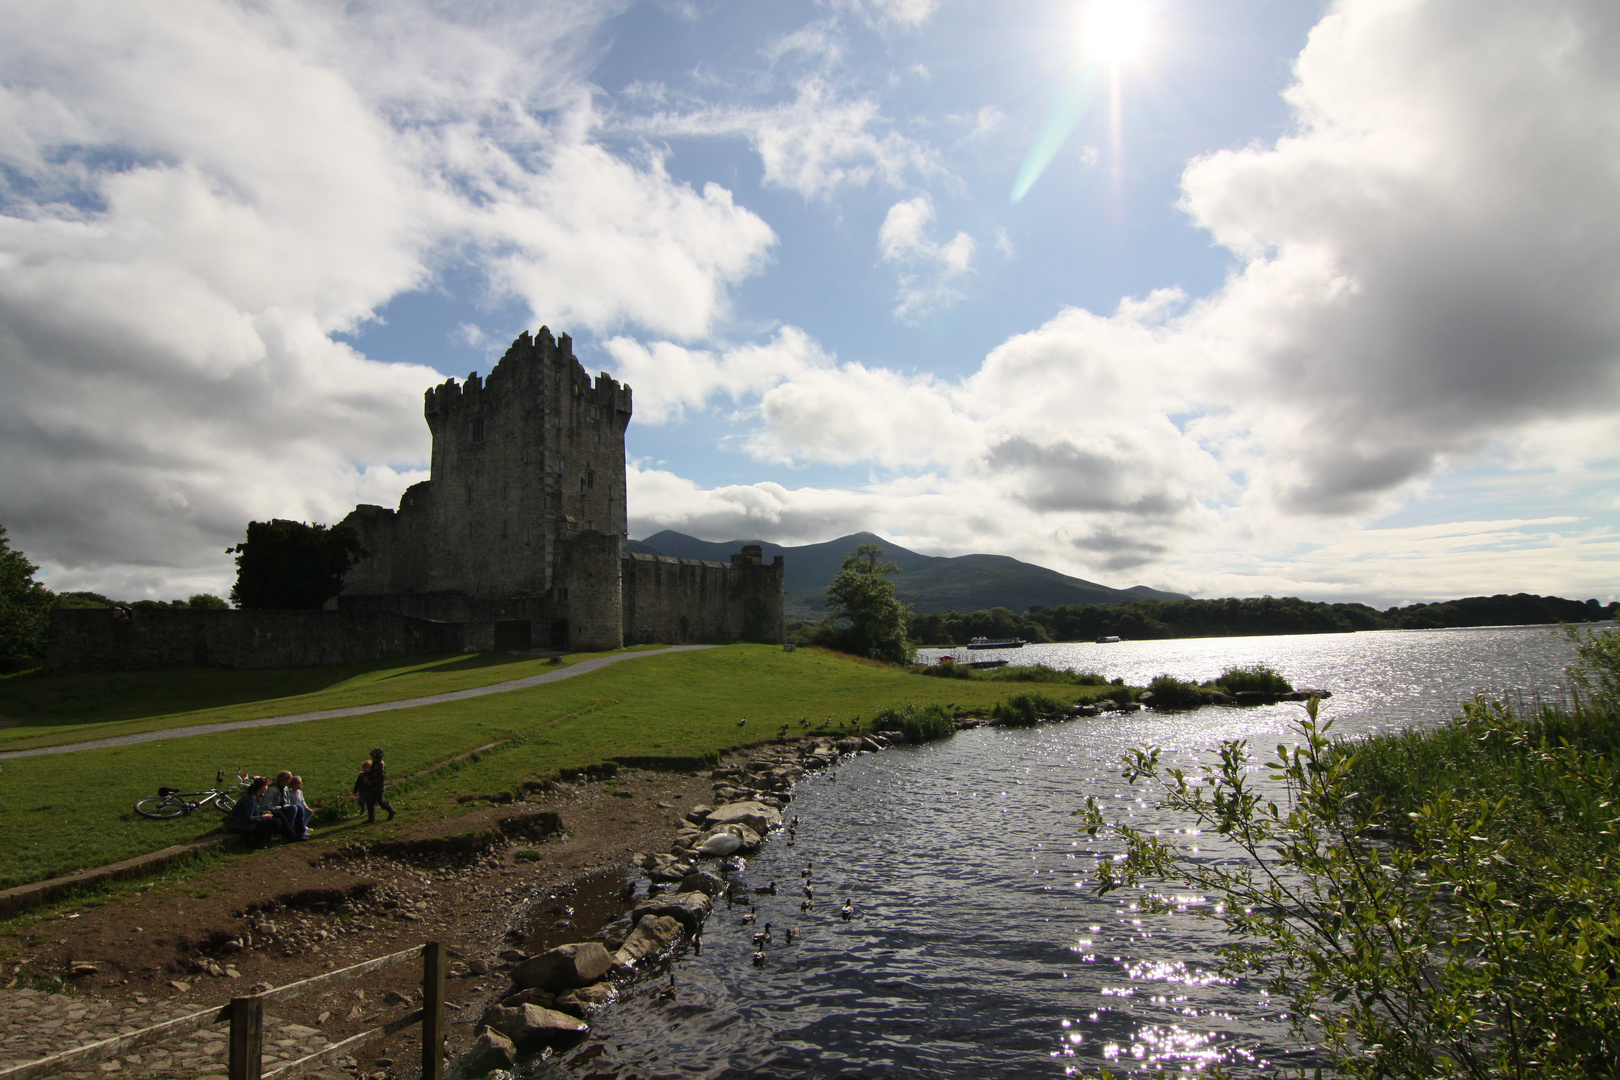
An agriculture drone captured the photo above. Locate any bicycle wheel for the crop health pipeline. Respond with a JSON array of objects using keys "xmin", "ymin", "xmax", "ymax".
[
  {"xmin": 214, "ymin": 793, "xmax": 235, "ymax": 813},
  {"xmin": 134, "ymin": 795, "xmax": 192, "ymax": 819}
]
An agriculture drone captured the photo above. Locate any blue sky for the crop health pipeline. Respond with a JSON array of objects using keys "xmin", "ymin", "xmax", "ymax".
[{"xmin": 2, "ymin": 0, "xmax": 1616, "ymax": 607}]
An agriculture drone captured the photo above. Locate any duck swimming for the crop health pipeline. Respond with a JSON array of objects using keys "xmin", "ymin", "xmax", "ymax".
[
  {"xmin": 753, "ymin": 923, "xmax": 773, "ymax": 947},
  {"xmin": 784, "ymin": 927, "xmax": 798, "ymax": 945},
  {"xmin": 754, "ymin": 881, "xmax": 778, "ymax": 896},
  {"xmin": 841, "ymin": 899, "xmax": 855, "ymax": 921},
  {"xmin": 740, "ymin": 910, "xmax": 757, "ymax": 925}
]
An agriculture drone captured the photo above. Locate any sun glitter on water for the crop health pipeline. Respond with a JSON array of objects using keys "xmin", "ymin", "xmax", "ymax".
[{"xmin": 1085, "ymin": 0, "xmax": 1148, "ymax": 64}]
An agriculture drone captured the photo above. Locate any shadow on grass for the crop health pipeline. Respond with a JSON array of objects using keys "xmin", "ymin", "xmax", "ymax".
[
  {"xmin": 0, "ymin": 651, "xmax": 543, "ymax": 731},
  {"xmin": 375, "ymin": 651, "xmax": 546, "ymax": 679}
]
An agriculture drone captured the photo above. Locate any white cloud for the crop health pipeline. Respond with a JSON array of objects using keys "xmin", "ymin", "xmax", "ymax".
[
  {"xmin": 878, "ymin": 195, "xmax": 976, "ymax": 321},
  {"xmin": 0, "ymin": 0, "xmax": 776, "ymax": 597},
  {"xmin": 625, "ymin": 0, "xmax": 1620, "ymax": 600},
  {"xmin": 624, "ymin": 79, "xmax": 942, "ymax": 199},
  {"xmin": 602, "ymin": 326, "xmax": 832, "ymax": 424}
]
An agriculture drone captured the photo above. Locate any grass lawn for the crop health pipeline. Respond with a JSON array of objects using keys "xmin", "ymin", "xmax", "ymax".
[
  {"xmin": 0, "ymin": 645, "xmax": 1117, "ymax": 890},
  {"xmin": 0, "ymin": 648, "xmax": 678, "ymax": 752}
]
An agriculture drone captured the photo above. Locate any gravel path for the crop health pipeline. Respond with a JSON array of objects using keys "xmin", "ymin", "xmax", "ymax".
[{"xmin": 0, "ymin": 645, "xmax": 716, "ymax": 761}]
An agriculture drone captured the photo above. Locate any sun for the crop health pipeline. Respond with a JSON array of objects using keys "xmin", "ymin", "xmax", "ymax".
[{"xmin": 1084, "ymin": 0, "xmax": 1148, "ymax": 65}]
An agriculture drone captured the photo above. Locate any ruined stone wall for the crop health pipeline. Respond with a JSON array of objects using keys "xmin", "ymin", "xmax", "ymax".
[
  {"xmin": 44, "ymin": 609, "xmax": 465, "ymax": 672},
  {"xmin": 621, "ymin": 547, "xmax": 786, "ymax": 646}
]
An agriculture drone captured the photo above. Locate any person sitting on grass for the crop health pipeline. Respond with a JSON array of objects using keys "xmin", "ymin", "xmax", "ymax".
[
  {"xmin": 227, "ymin": 776, "xmax": 291, "ymax": 846},
  {"xmin": 286, "ymin": 774, "xmax": 313, "ymax": 839},
  {"xmin": 363, "ymin": 747, "xmax": 395, "ymax": 823}
]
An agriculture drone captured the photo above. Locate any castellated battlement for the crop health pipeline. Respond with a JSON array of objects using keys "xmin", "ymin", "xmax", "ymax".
[{"xmin": 335, "ymin": 326, "xmax": 783, "ymax": 654}]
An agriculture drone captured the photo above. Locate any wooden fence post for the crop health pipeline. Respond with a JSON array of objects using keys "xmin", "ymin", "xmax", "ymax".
[
  {"xmin": 227, "ymin": 995, "xmax": 263, "ymax": 1080},
  {"xmin": 421, "ymin": 941, "xmax": 447, "ymax": 1080}
]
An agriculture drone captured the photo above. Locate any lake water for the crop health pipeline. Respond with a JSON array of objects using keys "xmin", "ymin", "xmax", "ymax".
[{"xmin": 525, "ymin": 625, "xmax": 1591, "ymax": 1079}]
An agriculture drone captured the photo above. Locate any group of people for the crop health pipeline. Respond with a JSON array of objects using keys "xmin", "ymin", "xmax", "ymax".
[
  {"xmin": 226, "ymin": 747, "xmax": 395, "ymax": 846},
  {"xmin": 226, "ymin": 770, "xmax": 313, "ymax": 845}
]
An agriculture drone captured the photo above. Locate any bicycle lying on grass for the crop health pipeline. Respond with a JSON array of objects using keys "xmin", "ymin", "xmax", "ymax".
[{"xmin": 134, "ymin": 770, "xmax": 250, "ymax": 819}]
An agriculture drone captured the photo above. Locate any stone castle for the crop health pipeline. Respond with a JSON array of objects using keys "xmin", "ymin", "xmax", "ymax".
[
  {"xmin": 44, "ymin": 327, "xmax": 784, "ymax": 672},
  {"xmin": 335, "ymin": 327, "xmax": 786, "ymax": 652}
]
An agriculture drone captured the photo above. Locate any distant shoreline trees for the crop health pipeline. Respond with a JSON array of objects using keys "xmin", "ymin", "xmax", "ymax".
[{"xmin": 908, "ymin": 593, "xmax": 1618, "ymax": 648}]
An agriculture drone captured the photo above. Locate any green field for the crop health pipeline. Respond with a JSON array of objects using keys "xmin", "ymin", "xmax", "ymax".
[{"xmin": 0, "ymin": 646, "xmax": 1112, "ymax": 890}]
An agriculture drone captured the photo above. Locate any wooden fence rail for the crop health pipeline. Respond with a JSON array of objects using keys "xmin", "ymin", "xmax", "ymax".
[{"xmin": 0, "ymin": 941, "xmax": 446, "ymax": 1080}]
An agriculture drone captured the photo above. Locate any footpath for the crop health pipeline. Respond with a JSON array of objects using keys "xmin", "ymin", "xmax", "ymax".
[
  {"xmin": 0, "ymin": 644, "xmax": 716, "ymax": 761},
  {"xmin": 0, "ymin": 988, "xmax": 345, "ymax": 1080}
]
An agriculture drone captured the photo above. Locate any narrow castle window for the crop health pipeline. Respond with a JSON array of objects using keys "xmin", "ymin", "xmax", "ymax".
[
  {"xmin": 587, "ymin": 469, "xmax": 595, "ymax": 489},
  {"xmin": 471, "ymin": 417, "xmax": 485, "ymax": 443}
]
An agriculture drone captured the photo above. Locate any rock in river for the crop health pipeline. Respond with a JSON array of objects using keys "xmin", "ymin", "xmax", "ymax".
[
  {"xmin": 705, "ymin": 800, "xmax": 782, "ymax": 835},
  {"xmin": 634, "ymin": 890, "xmax": 712, "ymax": 933},
  {"xmin": 509, "ymin": 942, "xmax": 614, "ymax": 992}
]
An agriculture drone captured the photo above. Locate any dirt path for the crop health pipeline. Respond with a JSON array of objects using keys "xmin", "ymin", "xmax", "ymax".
[
  {"xmin": 0, "ymin": 759, "xmax": 730, "ymax": 1080},
  {"xmin": 0, "ymin": 645, "xmax": 716, "ymax": 761}
]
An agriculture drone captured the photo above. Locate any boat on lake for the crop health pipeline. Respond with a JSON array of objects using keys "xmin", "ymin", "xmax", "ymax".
[
  {"xmin": 966, "ymin": 636, "xmax": 1025, "ymax": 650},
  {"xmin": 1096, "ymin": 635, "xmax": 1121, "ymax": 643}
]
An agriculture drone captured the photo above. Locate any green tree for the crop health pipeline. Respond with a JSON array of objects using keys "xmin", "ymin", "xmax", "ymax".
[
  {"xmin": 187, "ymin": 593, "xmax": 229, "ymax": 609},
  {"xmin": 229, "ymin": 519, "xmax": 367, "ymax": 610},
  {"xmin": 823, "ymin": 543, "xmax": 912, "ymax": 663},
  {"xmin": 0, "ymin": 525, "xmax": 55, "ymax": 664}
]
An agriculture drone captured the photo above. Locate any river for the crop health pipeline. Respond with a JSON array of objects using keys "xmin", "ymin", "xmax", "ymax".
[{"xmin": 524, "ymin": 624, "xmax": 1591, "ymax": 1079}]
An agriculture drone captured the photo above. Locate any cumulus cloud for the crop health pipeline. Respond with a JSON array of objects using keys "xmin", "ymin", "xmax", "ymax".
[
  {"xmin": 0, "ymin": 0, "xmax": 775, "ymax": 596},
  {"xmin": 877, "ymin": 195, "xmax": 976, "ymax": 321},
  {"xmin": 601, "ymin": 325, "xmax": 832, "ymax": 424},
  {"xmin": 623, "ymin": 79, "xmax": 942, "ymax": 199}
]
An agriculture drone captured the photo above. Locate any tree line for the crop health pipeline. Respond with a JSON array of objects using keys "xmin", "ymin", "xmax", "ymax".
[{"xmin": 909, "ymin": 592, "xmax": 1618, "ymax": 647}]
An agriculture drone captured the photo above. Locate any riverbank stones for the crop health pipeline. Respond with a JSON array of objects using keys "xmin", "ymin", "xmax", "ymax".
[{"xmin": 509, "ymin": 942, "xmax": 613, "ymax": 992}]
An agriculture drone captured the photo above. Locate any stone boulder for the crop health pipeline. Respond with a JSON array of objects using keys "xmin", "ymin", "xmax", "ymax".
[
  {"xmin": 459, "ymin": 1028, "xmax": 516, "ymax": 1075},
  {"xmin": 509, "ymin": 942, "xmax": 614, "ymax": 992},
  {"xmin": 705, "ymin": 800, "xmax": 782, "ymax": 835},
  {"xmin": 477, "ymin": 1002, "xmax": 588, "ymax": 1049},
  {"xmin": 634, "ymin": 890, "xmax": 712, "ymax": 932},
  {"xmin": 679, "ymin": 869, "xmax": 725, "ymax": 896},
  {"xmin": 497, "ymin": 987, "xmax": 556, "ymax": 1010},
  {"xmin": 553, "ymin": 982, "xmax": 617, "ymax": 1017},
  {"xmin": 612, "ymin": 914, "xmax": 684, "ymax": 969}
]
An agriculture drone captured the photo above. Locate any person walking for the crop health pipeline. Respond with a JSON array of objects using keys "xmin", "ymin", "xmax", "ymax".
[{"xmin": 364, "ymin": 747, "xmax": 395, "ymax": 822}]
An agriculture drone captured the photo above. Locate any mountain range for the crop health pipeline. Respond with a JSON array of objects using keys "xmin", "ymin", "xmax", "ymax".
[{"xmin": 629, "ymin": 531, "xmax": 1187, "ymax": 618}]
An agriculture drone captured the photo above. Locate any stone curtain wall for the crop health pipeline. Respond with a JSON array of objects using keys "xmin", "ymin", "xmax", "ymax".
[
  {"xmin": 621, "ymin": 548, "xmax": 786, "ymax": 646},
  {"xmin": 44, "ymin": 609, "xmax": 465, "ymax": 672}
]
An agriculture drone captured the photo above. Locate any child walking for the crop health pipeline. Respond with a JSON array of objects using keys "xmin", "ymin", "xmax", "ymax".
[
  {"xmin": 352, "ymin": 759, "xmax": 373, "ymax": 819},
  {"xmin": 363, "ymin": 747, "xmax": 395, "ymax": 822}
]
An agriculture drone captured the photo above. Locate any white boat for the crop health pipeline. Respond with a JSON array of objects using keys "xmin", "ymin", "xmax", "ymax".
[{"xmin": 966, "ymin": 636, "xmax": 1025, "ymax": 649}]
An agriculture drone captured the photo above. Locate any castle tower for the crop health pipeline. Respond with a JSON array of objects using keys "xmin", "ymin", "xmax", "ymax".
[{"xmin": 339, "ymin": 327, "xmax": 633, "ymax": 650}]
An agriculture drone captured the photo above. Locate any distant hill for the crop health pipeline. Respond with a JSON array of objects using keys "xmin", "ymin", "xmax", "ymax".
[{"xmin": 632, "ymin": 530, "xmax": 1186, "ymax": 617}]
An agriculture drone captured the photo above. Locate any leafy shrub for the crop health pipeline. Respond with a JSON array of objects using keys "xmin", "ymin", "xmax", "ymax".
[
  {"xmin": 1216, "ymin": 663, "xmax": 1293, "ymax": 695},
  {"xmin": 1145, "ymin": 675, "xmax": 1205, "ymax": 710},
  {"xmin": 990, "ymin": 691, "xmax": 1065, "ymax": 727},
  {"xmin": 1086, "ymin": 696, "xmax": 1620, "ymax": 1079},
  {"xmin": 911, "ymin": 662, "xmax": 1108, "ymax": 686},
  {"xmin": 871, "ymin": 703, "xmax": 956, "ymax": 744}
]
